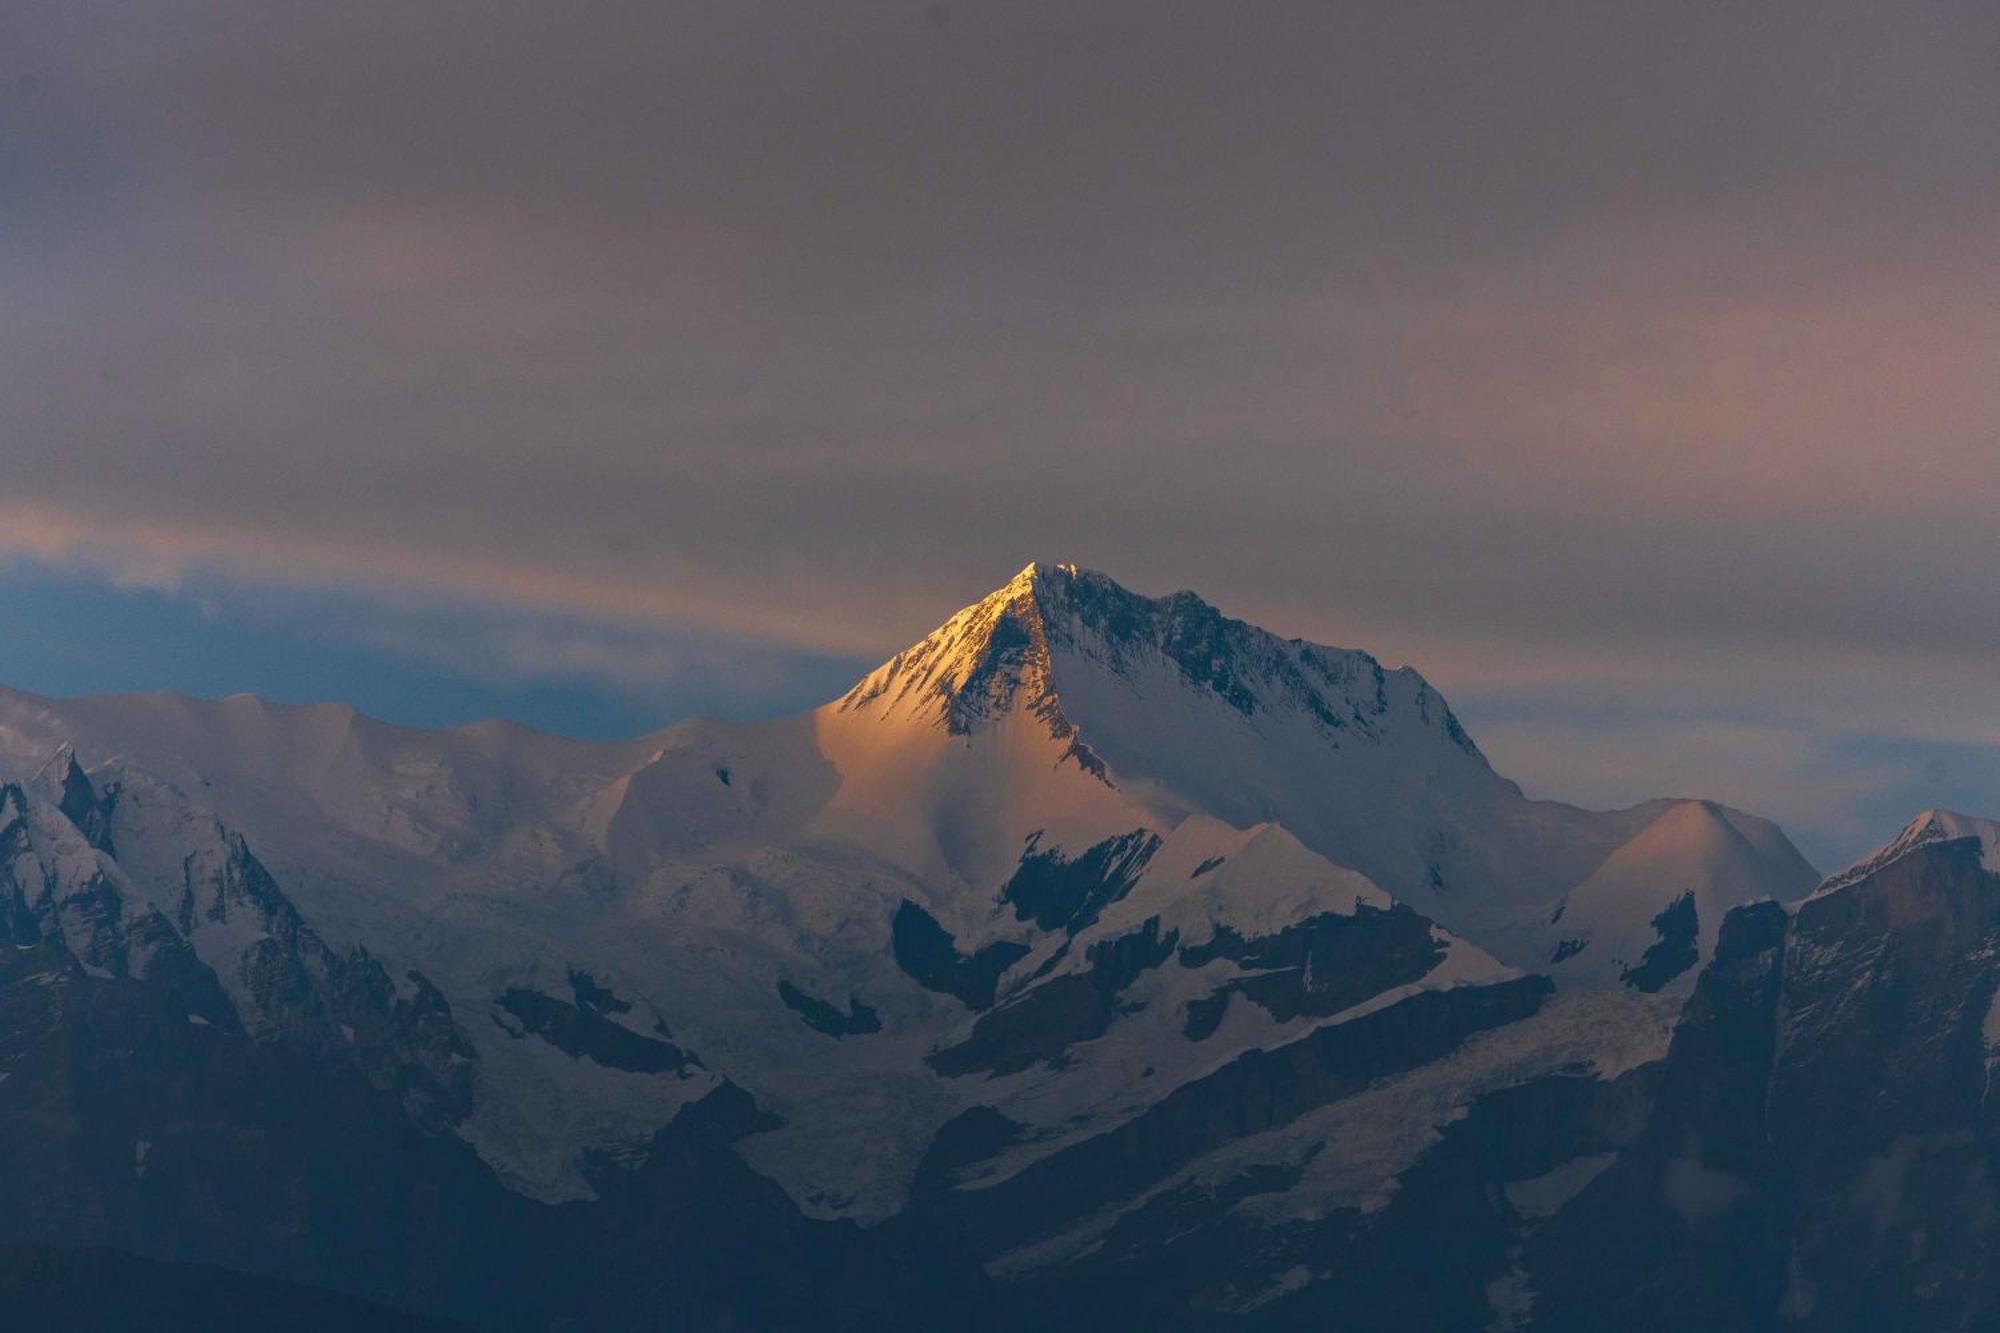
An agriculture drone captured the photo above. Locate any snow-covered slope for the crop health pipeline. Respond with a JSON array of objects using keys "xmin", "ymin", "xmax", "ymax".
[{"xmin": 1547, "ymin": 800, "xmax": 1819, "ymax": 992}]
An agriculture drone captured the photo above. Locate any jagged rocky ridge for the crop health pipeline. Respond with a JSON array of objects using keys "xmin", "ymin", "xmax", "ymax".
[
  {"xmin": 1519, "ymin": 812, "xmax": 2000, "ymax": 1331},
  {"xmin": 0, "ymin": 762, "xmax": 987, "ymax": 1330},
  {"xmin": 0, "ymin": 562, "xmax": 1956, "ymax": 1331}
]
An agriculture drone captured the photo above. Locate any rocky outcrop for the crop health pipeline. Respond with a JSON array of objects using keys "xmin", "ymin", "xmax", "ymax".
[
  {"xmin": 777, "ymin": 979, "xmax": 882, "ymax": 1037},
  {"xmin": 1178, "ymin": 903, "xmax": 1447, "ymax": 1037},
  {"xmin": 1526, "ymin": 828, "xmax": 2000, "ymax": 1332},
  {"xmin": 927, "ymin": 918, "xmax": 1178, "ymax": 1077},
  {"xmin": 1618, "ymin": 890, "xmax": 1700, "ymax": 993},
  {"xmin": 1002, "ymin": 829, "xmax": 1161, "ymax": 935},
  {"xmin": 891, "ymin": 899, "xmax": 1029, "ymax": 1010},
  {"xmin": 922, "ymin": 974, "xmax": 1554, "ymax": 1258}
]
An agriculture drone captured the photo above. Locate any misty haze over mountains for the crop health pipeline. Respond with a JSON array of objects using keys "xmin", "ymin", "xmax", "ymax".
[{"xmin": 1, "ymin": 563, "xmax": 1995, "ymax": 1329}]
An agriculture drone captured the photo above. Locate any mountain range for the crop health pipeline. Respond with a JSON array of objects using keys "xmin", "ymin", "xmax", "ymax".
[{"xmin": 0, "ymin": 562, "xmax": 1987, "ymax": 1330}]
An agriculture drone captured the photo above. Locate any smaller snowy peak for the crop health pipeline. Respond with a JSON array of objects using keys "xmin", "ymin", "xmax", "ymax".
[
  {"xmin": 29, "ymin": 743, "xmax": 116, "ymax": 855},
  {"xmin": 28, "ymin": 741, "xmax": 82, "ymax": 795},
  {"xmin": 1549, "ymin": 800, "xmax": 1817, "ymax": 991},
  {"xmin": 1602, "ymin": 800, "xmax": 1814, "ymax": 889},
  {"xmin": 1813, "ymin": 809, "xmax": 2000, "ymax": 900},
  {"xmin": 1089, "ymin": 816, "xmax": 1397, "ymax": 947},
  {"xmin": 0, "ymin": 774, "xmax": 209, "ymax": 994}
]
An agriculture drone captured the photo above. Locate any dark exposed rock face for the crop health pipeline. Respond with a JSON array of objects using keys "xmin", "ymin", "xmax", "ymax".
[
  {"xmin": 0, "ymin": 782, "xmax": 239, "ymax": 1031},
  {"xmin": 926, "ymin": 970, "xmax": 1113, "ymax": 1077},
  {"xmin": 201, "ymin": 835, "xmax": 480, "ymax": 1127},
  {"xmin": 944, "ymin": 600, "xmax": 1047, "ymax": 735},
  {"xmin": 51, "ymin": 749, "xmax": 116, "ymax": 855},
  {"xmin": 94, "ymin": 776, "xmax": 479, "ymax": 1130},
  {"xmin": 891, "ymin": 899, "xmax": 1029, "ymax": 1010},
  {"xmin": 1530, "ymin": 899, "xmax": 1791, "ymax": 1331},
  {"xmin": 1003, "ymin": 829, "xmax": 1162, "ymax": 934},
  {"xmin": 778, "ymin": 979, "xmax": 882, "ymax": 1037},
  {"xmin": 1548, "ymin": 936, "xmax": 1586, "ymax": 964},
  {"xmin": 913, "ymin": 1106, "xmax": 1030, "ymax": 1193},
  {"xmin": 927, "ymin": 918, "xmax": 1179, "ymax": 1077},
  {"xmin": 1761, "ymin": 837, "xmax": 2000, "ymax": 1330},
  {"xmin": 1039, "ymin": 566, "xmax": 1461, "ymax": 749},
  {"xmin": 1006, "ymin": 1064, "xmax": 1662, "ymax": 1332},
  {"xmin": 0, "ymin": 931, "xmax": 535, "ymax": 1324},
  {"xmin": 1525, "ymin": 836, "xmax": 2000, "ymax": 1333},
  {"xmin": 1178, "ymin": 903, "xmax": 1447, "ymax": 1038},
  {"xmin": 1619, "ymin": 889, "xmax": 1700, "ymax": 993},
  {"xmin": 494, "ymin": 985, "xmax": 693, "ymax": 1074},
  {"xmin": 921, "ymin": 975, "xmax": 1554, "ymax": 1259},
  {"xmin": 565, "ymin": 966, "xmax": 628, "ymax": 1015}
]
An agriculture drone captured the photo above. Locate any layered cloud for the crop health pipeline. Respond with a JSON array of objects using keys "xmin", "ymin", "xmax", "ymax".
[{"xmin": 4, "ymin": 0, "xmax": 1997, "ymax": 862}]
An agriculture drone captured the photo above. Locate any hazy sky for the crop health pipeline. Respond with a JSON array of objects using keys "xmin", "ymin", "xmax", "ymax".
[{"xmin": 4, "ymin": 1, "xmax": 1998, "ymax": 867}]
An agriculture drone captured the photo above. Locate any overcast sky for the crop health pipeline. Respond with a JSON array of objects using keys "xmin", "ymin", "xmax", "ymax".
[{"xmin": 4, "ymin": 1, "xmax": 1998, "ymax": 867}]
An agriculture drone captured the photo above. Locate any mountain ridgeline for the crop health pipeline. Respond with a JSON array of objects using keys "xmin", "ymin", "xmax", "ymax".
[{"xmin": 0, "ymin": 562, "xmax": 1984, "ymax": 1330}]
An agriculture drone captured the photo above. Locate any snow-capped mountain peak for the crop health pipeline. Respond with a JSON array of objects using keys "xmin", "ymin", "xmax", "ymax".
[
  {"xmin": 1547, "ymin": 798, "xmax": 1817, "ymax": 989},
  {"xmin": 836, "ymin": 561, "xmax": 1074, "ymax": 741},
  {"xmin": 1812, "ymin": 807, "xmax": 2000, "ymax": 899},
  {"xmin": 836, "ymin": 563, "xmax": 1476, "ymax": 746},
  {"xmin": 813, "ymin": 563, "xmax": 1511, "ymax": 915}
]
